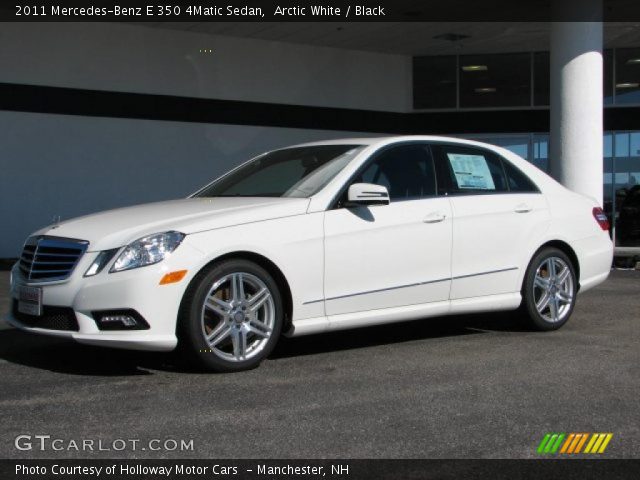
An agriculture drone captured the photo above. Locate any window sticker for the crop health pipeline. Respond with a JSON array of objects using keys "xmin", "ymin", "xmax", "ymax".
[{"xmin": 447, "ymin": 153, "xmax": 496, "ymax": 190}]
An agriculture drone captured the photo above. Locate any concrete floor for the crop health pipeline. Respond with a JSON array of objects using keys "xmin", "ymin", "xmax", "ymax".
[{"xmin": 0, "ymin": 270, "xmax": 638, "ymax": 459}]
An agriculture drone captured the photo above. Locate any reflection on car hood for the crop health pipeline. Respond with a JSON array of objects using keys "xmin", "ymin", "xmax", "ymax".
[{"xmin": 32, "ymin": 197, "xmax": 310, "ymax": 251}]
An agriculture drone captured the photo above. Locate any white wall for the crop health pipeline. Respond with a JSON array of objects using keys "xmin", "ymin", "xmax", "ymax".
[
  {"xmin": 0, "ymin": 22, "xmax": 411, "ymax": 112},
  {"xmin": 0, "ymin": 23, "xmax": 409, "ymax": 256},
  {"xmin": 0, "ymin": 111, "xmax": 380, "ymax": 257}
]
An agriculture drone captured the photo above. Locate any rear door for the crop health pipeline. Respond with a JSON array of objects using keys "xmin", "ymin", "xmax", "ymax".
[{"xmin": 432, "ymin": 143, "xmax": 550, "ymax": 299}]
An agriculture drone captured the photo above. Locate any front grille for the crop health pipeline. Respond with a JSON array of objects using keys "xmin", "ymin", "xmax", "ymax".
[
  {"xmin": 19, "ymin": 236, "xmax": 89, "ymax": 282},
  {"xmin": 12, "ymin": 300, "xmax": 79, "ymax": 331}
]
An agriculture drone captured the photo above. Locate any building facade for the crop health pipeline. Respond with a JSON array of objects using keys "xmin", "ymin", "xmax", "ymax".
[
  {"xmin": 414, "ymin": 46, "xmax": 640, "ymax": 250},
  {"xmin": 1, "ymin": 19, "xmax": 639, "ymax": 257}
]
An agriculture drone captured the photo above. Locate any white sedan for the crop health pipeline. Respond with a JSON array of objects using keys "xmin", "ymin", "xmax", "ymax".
[{"xmin": 7, "ymin": 136, "xmax": 613, "ymax": 372}]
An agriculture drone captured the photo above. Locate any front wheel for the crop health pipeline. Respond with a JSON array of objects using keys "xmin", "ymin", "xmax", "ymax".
[
  {"xmin": 177, "ymin": 259, "xmax": 283, "ymax": 372},
  {"xmin": 520, "ymin": 247, "xmax": 577, "ymax": 331}
]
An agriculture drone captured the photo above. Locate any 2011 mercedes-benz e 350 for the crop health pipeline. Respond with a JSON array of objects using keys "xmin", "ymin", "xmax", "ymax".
[{"xmin": 7, "ymin": 136, "xmax": 613, "ymax": 372}]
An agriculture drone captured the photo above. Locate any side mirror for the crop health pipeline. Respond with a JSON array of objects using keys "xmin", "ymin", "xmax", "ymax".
[{"xmin": 347, "ymin": 183, "xmax": 390, "ymax": 206}]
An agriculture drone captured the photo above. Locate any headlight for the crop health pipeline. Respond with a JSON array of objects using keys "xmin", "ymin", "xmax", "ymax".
[{"xmin": 110, "ymin": 231, "xmax": 185, "ymax": 273}]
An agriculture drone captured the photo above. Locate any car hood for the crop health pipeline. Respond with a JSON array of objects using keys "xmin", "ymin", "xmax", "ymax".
[{"xmin": 32, "ymin": 197, "xmax": 310, "ymax": 251}]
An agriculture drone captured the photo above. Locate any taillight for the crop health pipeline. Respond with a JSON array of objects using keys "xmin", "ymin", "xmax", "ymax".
[{"xmin": 592, "ymin": 207, "xmax": 610, "ymax": 231}]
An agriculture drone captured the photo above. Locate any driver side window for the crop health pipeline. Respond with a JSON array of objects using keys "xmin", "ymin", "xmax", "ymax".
[{"xmin": 356, "ymin": 144, "xmax": 437, "ymax": 201}]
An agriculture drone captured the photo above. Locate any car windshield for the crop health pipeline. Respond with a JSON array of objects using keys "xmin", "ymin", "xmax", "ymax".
[{"xmin": 195, "ymin": 145, "xmax": 364, "ymax": 198}]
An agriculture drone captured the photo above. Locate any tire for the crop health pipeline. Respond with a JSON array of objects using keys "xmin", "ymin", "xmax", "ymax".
[
  {"xmin": 520, "ymin": 247, "xmax": 578, "ymax": 331},
  {"xmin": 177, "ymin": 259, "xmax": 283, "ymax": 372}
]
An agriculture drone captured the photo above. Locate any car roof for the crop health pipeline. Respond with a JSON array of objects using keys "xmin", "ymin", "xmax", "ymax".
[{"xmin": 288, "ymin": 135, "xmax": 501, "ymax": 150}]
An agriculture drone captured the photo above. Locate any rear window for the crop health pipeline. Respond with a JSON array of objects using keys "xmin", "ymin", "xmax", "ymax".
[
  {"xmin": 502, "ymin": 159, "xmax": 539, "ymax": 193},
  {"xmin": 440, "ymin": 146, "xmax": 507, "ymax": 192},
  {"xmin": 434, "ymin": 144, "xmax": 538, "ymax": 194}
]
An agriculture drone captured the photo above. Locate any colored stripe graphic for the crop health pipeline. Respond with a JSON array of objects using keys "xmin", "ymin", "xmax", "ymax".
[
  {"xmin": 550, "ymin": 434, "xmax": 565, "ymax": 453},
  {"xmin": 560, "ymin": 433, "xmax": 576, "ymax": 453},
  {"xmin": 538, "ymin": 433, "xmax": 613, "ymax": 454},
  {"xmin": 545, "ymin": 434, "xmax": 559, "ymax": 453},
  {"xmin": 537, "ymin": 434, "xmax": 552, "ymax": 454},
  {"xmin": 584, "ymin": 433, "xmax": 614, "ymax": 454},
  {"xmin": 537, "ymin": 433, "xmax": 566, "ymax": 454},
  {"xmin": 567, "ymin": 433, "xmax": 582, "ymax": 453},
  {"xmin": 584, "ymin": 434, "xmax": 599, "ymax": 453},
  {"xmin": 574, "ymin": 433, "xmax": 589, "ymax": 453},
  {"xmin": 598, "ymin": 434, "xmax": 613, "ymax": 453},
  {"xmin": 560, "ymin": 433, "xmax": 575, "ymax": 453}
]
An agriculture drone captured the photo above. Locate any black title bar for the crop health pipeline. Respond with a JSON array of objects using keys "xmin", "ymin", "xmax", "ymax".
[
  {"xmin": 3, "ymin": 0, "xmax": 640, "ymax": 22},
  {"xmin": 3, "ymin": 459, "xmax": 640, "ymax": 480}
]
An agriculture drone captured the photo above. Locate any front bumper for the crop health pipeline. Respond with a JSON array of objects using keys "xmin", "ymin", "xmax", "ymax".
[{"xmin": 6, "ymin": 241, "xmax": 205, "ymax": 351}]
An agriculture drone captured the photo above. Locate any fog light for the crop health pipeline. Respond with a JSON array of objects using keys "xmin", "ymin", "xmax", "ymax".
[
  {"xmin": 92, "ymin": 309, "xmax": 150, "ymax": 330},
  {"xmin": 102, "ymin": 315, "xmax": 137, "ymax": 327}
]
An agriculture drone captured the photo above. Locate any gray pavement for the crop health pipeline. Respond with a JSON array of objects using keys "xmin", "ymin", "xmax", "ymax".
[{"xmin": 0, "ymin": 270, "xmax": 638, "ymax": 459}]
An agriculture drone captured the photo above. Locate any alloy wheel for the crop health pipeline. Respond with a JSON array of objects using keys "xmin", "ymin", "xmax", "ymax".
[
  {"xmin": 533, "ymin": 256, "xmax": 574, "ymax": 323},
  {"xmin": 200, "ymin": 272, "xmax": 275, "ymax": 362}
]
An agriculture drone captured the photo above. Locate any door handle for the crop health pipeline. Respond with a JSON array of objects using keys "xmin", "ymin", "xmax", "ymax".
[
  {"xmin": 514, "ymin": 204, "xmax": 533, "ymax": 213},
  {"xmin": 423, "ymin": 212, "xmax": 446, "ymax": 223}
]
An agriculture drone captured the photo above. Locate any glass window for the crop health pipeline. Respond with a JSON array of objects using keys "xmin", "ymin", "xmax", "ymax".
[
  {"xmin": 615, "ymin": 132, "xmax": 629, "ymax": 157},
  {"xmin": 412, "ymin": 48, "xmax": 619, "ymax": 110},
  {"xmin": 357, "ymin": 144, "xmax": 436, "ymax": 200},
  {"xmin": 613, "ymin": 133, "xmax": 632, "ymax": 244},
  {"xmin": 502, "ymin": 160, "xmax": 538, "ymax": 193},
  {"xmin": 534, "ymin": 52, "xmax": 550, "ymax": 106},
  {"xmin": 436, "ymin": 145, "xmax": 508, "ymax": 193},
  {"xmin": 486, "ymin": 136, "xmax": 530, "ymax": 159},
  {"xmin": 604, "ymin": 133, "xmax": 613, "ymax": 158},
  {"xmin": 614, "ymin": 48, "xmax": 640, "ymax": 105},
  {"xmin": 614, "ymin": 131, "xmax": 640, "ymax": 246},
  {"xmin": 459, "ymin": 53, "xmax": 531, "ymax": 108},
  {"xmin": 196, "ymin": 145, "xmax": 363, "ymax": 198},
  {"xmin": 604, "ymin": 49, "xmax": 614, "ymax": 105},
  {"xmin": 616, "ymin": 172, "xmax": 630, "ymax": 184},
  {"xmin": 631, "ymin": 132, "xmax": 640, "ymax": 158},
  {"xmin": 603, "ymin": 132, "xmax": 615, "ymax": 227},
  {"xmin": 533, "ymin": 134, "xmax": 549, "ymax": 173},
  {"xmin": 413, "ymin": 55, "xmax": 457, "ymax": 109}
]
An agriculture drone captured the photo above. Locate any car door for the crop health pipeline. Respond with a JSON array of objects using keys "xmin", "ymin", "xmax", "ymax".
[
  {"xmin": 323, "ymin": 143, "xmax": 452, "ymax": 316},
  {"xmin": 431, "ymin": 143, "xmax": 550, "ymax": 300}
]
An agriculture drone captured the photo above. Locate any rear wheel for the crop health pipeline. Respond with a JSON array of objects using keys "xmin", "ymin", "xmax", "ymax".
[
  {"xmin": 178, "ymin": 259, "xmax": 283, "ymax": 372},
  {"xmin": 521, "ymin": 247, "xmax": 577, "ymax": 331}
]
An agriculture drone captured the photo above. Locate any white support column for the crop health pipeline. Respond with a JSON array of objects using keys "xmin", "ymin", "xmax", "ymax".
[{"xmin": 550, "ymin": 0, "xmax": 603, "ymax": 205}]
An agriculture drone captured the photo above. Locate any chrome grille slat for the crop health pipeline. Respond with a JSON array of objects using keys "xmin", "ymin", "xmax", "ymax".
[
  {"xmin": 31, "ymin": 269, "xmax": 75, "ymax": 274},
  {"xmin": 31, "ymin": 260, "xmax": 77, "ymax": 265},
  {"xmin": 18, "ymin": 236, "xmax": 89, "ymax": 282},
  {"xmin": 36, "ymin": 248, "xmax": 79, "ymax": 257}
]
